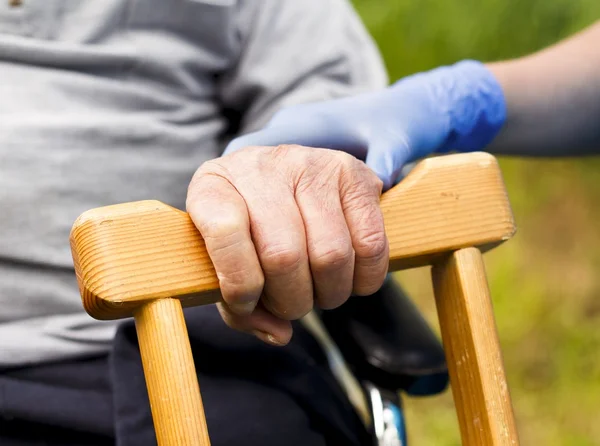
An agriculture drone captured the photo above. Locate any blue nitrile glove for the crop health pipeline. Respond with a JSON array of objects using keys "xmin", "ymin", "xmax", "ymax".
[{"xmin": 224, "ymin": 60, "xmax": 506, "ymax": 189}]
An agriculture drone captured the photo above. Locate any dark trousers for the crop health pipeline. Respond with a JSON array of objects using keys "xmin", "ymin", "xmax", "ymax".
[{"xmin": 0, "ymin": 306, "xmax": 370, "ymax": 445}]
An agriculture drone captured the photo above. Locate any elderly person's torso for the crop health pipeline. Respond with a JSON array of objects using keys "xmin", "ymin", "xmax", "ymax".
[{"xmin": 0, "ymin": 0, "xmax": 387, "ymax": 366}]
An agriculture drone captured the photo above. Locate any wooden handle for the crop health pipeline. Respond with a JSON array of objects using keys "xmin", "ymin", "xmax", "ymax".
[
  {"xmin": 432, "ymin": 248, "xmax": 520, "ymax": 446},
  {"xmin": 70, "ymin": 151, "xmax": 515, "ymax": 320},
  {"xmin": 134, "ymin": 298, "xmax": 210, "ymax": 446}
]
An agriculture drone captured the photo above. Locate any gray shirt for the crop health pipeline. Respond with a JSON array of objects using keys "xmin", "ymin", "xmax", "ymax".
[{"xmin": 0, "ymin": 0, "xmax": 387, "ymax": 366}]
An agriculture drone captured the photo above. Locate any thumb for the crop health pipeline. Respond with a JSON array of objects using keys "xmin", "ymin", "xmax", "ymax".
[{"xmin": 365, "ymin": 135, "xmax": 414, "ymax": 191}]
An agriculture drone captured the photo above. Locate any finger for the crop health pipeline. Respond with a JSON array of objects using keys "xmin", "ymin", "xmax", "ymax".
[
  {"xmin": 364, "ymin": 136, "xmax": 413, "ymax": 191},
  {"xmin": 217, "ymin": 301, "xmax": 293, "ymax": 347},
  {"xmin": 243, "ymin": 183, "xmax": 314, "ymax": 321},
  {"xmin": 186, "ymin": 172, "xmax": 264, "ymax": 315},
  {"xmin": 339, "ymin": 162, "xmax": 389, "ymax": 295},
  {"xmin": 295, "ymin": 181, "xmax": 355, "ymax": 310}
]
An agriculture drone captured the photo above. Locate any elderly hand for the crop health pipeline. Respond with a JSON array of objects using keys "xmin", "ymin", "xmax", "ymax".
[{"xmin": 186, "ymin": 145, "xmax": 389, "ymax": 345}]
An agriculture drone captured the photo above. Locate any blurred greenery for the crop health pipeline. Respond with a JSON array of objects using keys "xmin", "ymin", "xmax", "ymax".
[{"xmin": 351, "ymin": 1, "xmax": 600, "ymax": 444}]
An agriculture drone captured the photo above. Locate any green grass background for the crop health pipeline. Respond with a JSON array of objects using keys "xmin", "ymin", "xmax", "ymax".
[{"xmin": 351, "ymin": 1, "xmax": 600, "ymax": 444}]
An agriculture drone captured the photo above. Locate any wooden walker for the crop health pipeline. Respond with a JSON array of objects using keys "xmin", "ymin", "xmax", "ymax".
[{"xmin": 70, "ymin": 152, "xmax": 520, "ymax": 446}]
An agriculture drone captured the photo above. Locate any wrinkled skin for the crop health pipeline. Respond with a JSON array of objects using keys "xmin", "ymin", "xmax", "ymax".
[{"xmin": 186, "ymin": 145, "xmax": 389, "ymax": 345}]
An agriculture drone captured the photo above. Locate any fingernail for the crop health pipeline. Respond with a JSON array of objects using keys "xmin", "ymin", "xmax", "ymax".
[
  {"xmin": 252, "ymin": 330, "xmax": 285, "ymax": 347},
  {"xmin": 229, "ymin": 301, "xmax": 257, "ymax": 315}
]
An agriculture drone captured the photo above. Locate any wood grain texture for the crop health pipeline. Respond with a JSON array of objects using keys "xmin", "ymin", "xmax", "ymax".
[
  {"xmin": 432, "ymin": 248, "xmax": 520, "ymax": 446},
  {"xmin": 70, "ymin": 151, "xmax": 516, "ymax": 320},
  {"xmin": 70, "ymin": 200, "xmax": 220, "ymax": 320},
  {"xmin": 134, "ymin": 298, "xmax": 210, "ymax": 446}
]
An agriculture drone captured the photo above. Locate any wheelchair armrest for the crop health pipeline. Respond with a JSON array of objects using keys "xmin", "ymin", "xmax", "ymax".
[{"xmin": 319, "ymin": 275, "xmax": 449, "ymax": 396}]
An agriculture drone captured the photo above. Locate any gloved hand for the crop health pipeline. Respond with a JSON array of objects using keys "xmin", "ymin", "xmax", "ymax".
[{"xmin": 224, "ymin": 60, "xmax": 506, "ymax": 189}]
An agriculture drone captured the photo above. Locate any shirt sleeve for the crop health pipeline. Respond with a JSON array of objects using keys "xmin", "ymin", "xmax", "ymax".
[{"xmin": 219, "ymin": 0, "xmax": 388, "ymax": 136}]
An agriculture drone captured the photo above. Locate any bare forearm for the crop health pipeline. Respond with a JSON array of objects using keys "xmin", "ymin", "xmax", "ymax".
[{"xmin": 487, "ymin": 21, "xmax": 600, "ymax": 156}]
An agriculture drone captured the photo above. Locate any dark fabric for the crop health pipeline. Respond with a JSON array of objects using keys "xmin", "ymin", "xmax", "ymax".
[
  {"xmin": 0, "ymin": 306, "xmax": 370, "ymax": 446},
  {"xmin": 0, "ymin": 356, "xmax": 114, "ymax": 445}
]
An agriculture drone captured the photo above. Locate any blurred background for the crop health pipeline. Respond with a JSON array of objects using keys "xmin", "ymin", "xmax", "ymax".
[{"xmin": 350, "ymin": 0, "xmax": 600, "ymax": 444}]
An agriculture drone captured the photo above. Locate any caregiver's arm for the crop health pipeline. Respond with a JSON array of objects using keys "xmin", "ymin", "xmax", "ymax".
[
  {"xmin": 225, "ymin": 20, "xmax": 600, "ymax": 189},
  {"xmin": 488, "ymin": 20, "xmax": 600, "ymax": 156}
]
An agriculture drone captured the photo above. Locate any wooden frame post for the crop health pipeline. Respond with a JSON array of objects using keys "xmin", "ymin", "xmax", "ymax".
[
  {"xmin": 134, "ymin": 298, "xmax": 211, "ymax": 446},
  {"xmin": 433, "ymin": 248, "xmax": 519, "ymax": 445}
]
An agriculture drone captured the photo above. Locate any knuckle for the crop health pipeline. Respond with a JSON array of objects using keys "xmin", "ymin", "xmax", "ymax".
[
  {"xmin": 335, "ymin": 150, "xmax": 360, "ymax": 171},
  {"xmin": 260, "ymin": 244, "xmax": 304, "ymax": 275},
  {"xmin": 190, "ymin": 159, "xmax": 222, "ymax": 182},
  {"xmin": 198, "ymin": 214, "xmax": 244, "ymax": 240},
  {"xmin": 272, "ymin": 144, "xmax": 298, "ymax": 157},
  {"xmin": 311, "ymin": 240, "xmax": 354, "ymax": 273},
  {"xmin": 338, "ymin": 159, "xmax": 383, "ymax": 198},
  {"xmin": 219, "ymin": 269, "xmax": 264, "ymax": 302},
  {"xmin": 354, "ymin": 229, "xmax": 388, "ymax": 263},
  {"xmin": 186, "ymin": 162, "xmax": 230, "ymax": 203},
  {"xmin": 195, "ymin": 218, "xmax": 249, "ymax": 267},
  {"xmin": 262, "ymin": 144, "xmax": 304, "ymax": 174},
  {"xmin": 370, "ymin": 174, "xmax": 384, "ymax": 195}
]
